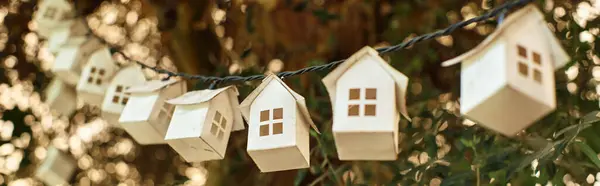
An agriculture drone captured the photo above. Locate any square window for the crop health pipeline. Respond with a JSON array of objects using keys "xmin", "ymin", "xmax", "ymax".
[
  {"xmin": 349, "ymin": 88, "xmax": 360, "ymax": 100},
  {"xmin": 533, "ymin": 52, "xmax": 541, "ymax": 65},
  {"xmin": 533, "ymin": 69, "xmax": 542, "ymax": 83},
  {"xmin": 122, "ymin": 97, "xmax": 128, "ymax": 105},
  {"xmin": 99, "ymin": 69, "xmax": 106, "ymax": 75},
  {"xmin": 95, "ymin": 79, "xmax": 102, "ymax": 85},
  {"xmin": 116, "ymin": 86, "xmax": 123, "ymax": 92},
  {"xmin": 87, "ymin": 77, "xmax": 93, "ymax": 83},
  {"xmin": 221, "ymin": 117, "xmax": 227, "ymax": 128},
  {"xmin": 214, "ymin": 111, "xmax": 222, "ymax": 122},
  {"xmin": 518, "ymin": 62, "xmax": 528, "ymax": 76},
  {"xmin": 365, "ymin": 88, "xmax": 377, "ymax": 100},
  {"xmin": 348, "ymin": 104, "xmax": 359, "ymax": 116},
  {"xmin": 217, "ymin": 130, "xmax": 224, "ymax": 140},
  {"xmin": 273, "ymin": 108, "xmax": 283, "ymax": 120},
  {"xmin": 273, "ymin": 122, "xmax": 283, "ymax": 134},
  {"xmin": 365, "ymin": 104, "xmax": 376, "ymax": 116},
  {"xmin": 112, "ymin": 96, "xmax": 119, "ymax": 103},
  {"xmin": 259, "ymin": 124, "xmax": 269, "ymax": 136},
  {"xmin": 260, "ymin": 110, "xmax": 269, "ymax": 122},
  {"xmin": 211, "ymin": 123, "xmax": 219, "ymax": 135},
  {"xmin": 517, "ymin": 45, "xmax": 527, "ymax": 58}
]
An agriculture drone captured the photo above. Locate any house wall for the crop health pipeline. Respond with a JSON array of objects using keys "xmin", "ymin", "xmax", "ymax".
[
  {"xmin": 101, "ymin": 66, "xmax": 146, "ymax": 114},
  {"xmin": 247, "ymin": 79, "xmax": 297, "ymax": 151},
  {"xmin": 165, "ymin": 103, "xmax": 209, "ymax": 140},
  {"xmin": 333, "ymin": 54, "xmax": 396, "ymax": 132},
  {"xmin": 201, "ymin": 93, "xmax": 234, "ymax": 157},
  {"xmin": 295, "ymin": 109, "xmax": 310, "ymax": 164},
  {"xmin": 76, "ymin": 48, "xmax": 118, "ymax": 103},
  {"xmin": 119, "ymin": 92, "xmax": 157, "ymax": 123}
]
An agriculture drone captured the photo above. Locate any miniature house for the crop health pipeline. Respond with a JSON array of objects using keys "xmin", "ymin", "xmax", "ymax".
[
  {"xmin": 76, "ymin": 47, "xmax": 119, "ymax": 107},
  {"xmin": 322, "ymin": 46, "xmax": 410, "ymax": 161},
  {"xmin": 34, "ymin": 146, "xmax": 76, "ymax": 186},
  {"xmin": 47, "ymin": 19, "xmax": 90, "ymax": 54},
  {"xmin": 164, "ymin": 86, "xmax": 245, "ymax": 162},
  {"xmin": 118, "ymin": 79, "xmax": 187, "ymax": 145},
  {"xmin": 34, "ymin": 0, "xmax": 75, "ymax": 38},
  {"xmin": 52, "ymin": 38, "xmax": 102, "ymax": 86},
  {"xmin": 440, "ymin": 5, "xmax": 570, "ymax": 136},
  {"xmin": 101, "ymin": 65, "xmax": 147, "ymax": 126},
  {"xmin": 43, "ymin": 78, "xmax": 77, "ymax": 116},
  {"xmin": 240, "ymin": 74, "xmax": 319, "ymax": 172}
]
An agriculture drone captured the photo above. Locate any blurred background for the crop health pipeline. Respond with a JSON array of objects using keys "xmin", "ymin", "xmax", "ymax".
[{"xmin": 0, "ymin": 0, "xmax": 600, "ymax": 185}]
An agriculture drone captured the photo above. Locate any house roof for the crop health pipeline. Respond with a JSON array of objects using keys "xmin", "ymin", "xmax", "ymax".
[
  {"xmin": 441, "ymin": 4, "xmax": 570, "ymax": 69},
  {"xmin": 125, "ymin": 79, "xmax": 181, "ymax": 93},
  {"xmin": 239, "ymin": 74, "xmax": 320, "ymax": 134},
  {"xmin": 86, "ymin": 47, "xmax": 114, "ymax": 66},
  {"xmin": 166, "ymin": 86, "xmax": 245, "ymax": 131},
  {"xmin": 322, "ymin": 46, "xmax": 411, "ymax": 121}
]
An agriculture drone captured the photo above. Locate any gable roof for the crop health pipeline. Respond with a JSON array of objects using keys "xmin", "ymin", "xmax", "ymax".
[
  {"xmin": 441, "ymin": 4, "xmax": 570, "ymax": 69},
  {"xmin": 239, "ymin": 74, "xmax": 320, "ymax": 134},
  {"xmin": 125, "ymin": 79, "xmax": 181, "ymax": 93},
  {"xmin": 166, "ymin": 86, "xmax": 245, "ymax": 131},
  {"xmin": 86, "ymin": 47, "xmax": 114, "ymax": 67},
  {"xmin": 322, "ymin": 46, "xmax": 411, "ymax": 121}
]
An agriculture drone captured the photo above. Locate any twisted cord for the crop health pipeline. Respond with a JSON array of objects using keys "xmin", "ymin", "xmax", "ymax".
[{"xmin": 88, "ymin": 0, "xmax": 532, "ymax": 85}]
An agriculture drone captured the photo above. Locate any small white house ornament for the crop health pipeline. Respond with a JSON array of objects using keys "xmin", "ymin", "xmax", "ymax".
[
  {"xmin": 441, "ymin": 5, "xmax": 570, "ymax": 136},
  {"xmin": 164, "ymin": 86, "xmax": 245, "ymax": 162},
  {"xmin": 47, "ymin": 19, "xmax": 90, "ymax": 54},
  {"xmin": 119, "ymin": 79, "xmax": 187, "ymax": 145},
  {"xmin": 239, "ymin": 74, "xmax": 319, "ymax": 172},
  {"xmin": 322, "ymin": 46, "xmax": 410, "ymax": 161},
  {"xmin": 76, "ymin": 47, "xmax": 119, "ymax": 107},
  {"xmin": 101, "ymin": 65, "xmax": 147, "ymax": 126},
  {"xmin": 52, "ymin": 38, "xmax": 102, "ymax": 86},
  {"xmin": 43, "ymin": 78, "xmax": 77, "ymax": 116},
  {"xmin": 34, "ymin": 146, "xmax": 76, "ymax": 186},
  {"xmin": 34, "ymin": 0, "xmax": 75, "ymax": 38}
]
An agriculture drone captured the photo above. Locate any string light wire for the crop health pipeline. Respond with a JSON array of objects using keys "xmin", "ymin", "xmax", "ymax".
[{"xmin": 87, "ymin": 0, "xmax": 532, "ymax": 86}]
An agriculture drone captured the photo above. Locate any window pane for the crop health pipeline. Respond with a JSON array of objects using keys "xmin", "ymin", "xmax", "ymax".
[
  {"xmin": 214, "ymin": 111, "xmax": 221, "ymax": 122},
  {"xmin": 90, "ymin": 67, "xmax": 96, "ymax": 73},
  {"xmin": 365, "ymin": 104, "xmax": 376, "ymax": 116},
  {"xmin": 99, "ymin": 69, "xmax": 106, "ymax": 75},
  {"xmin": 217, "ymin": 130, "xmax": 224, "ymax": 140},
  {"xmin": 533, "ymin": 69, "xmax": 542, "ymax": 83},
  {"xmin": 87, "ymin": 77, "xmax": 93, "ymax": 83},
  {"xmin": 260, "ymin": 110, "xmax": 269, "ymax": 122},
  {"xmin": 259, "ymin": 124, "xmax": 269, "ymax": 136},
  {"xmin": 533, "ymin": 52, "xmax": 541, "ymax": 65},
  {"xmin": 518, "ymin": 62, "xmax": 528, "ymax": 77},
  {"xmin": 95, "ymin": 79, "xmax": 102, "ymax": 85},
  {"xmin": 273, "ymin": 108, "xmax": 283, "ymax": 120},
  {"xmin": 365, "ymin": 88, "xmax": 377, "ymax": 100},
  {"xmin": 273, "ymin": 122, "xmax": 283, "ymax": 134},
  {"xmin": 112, "ymin": 96, "xmax": 119, "ymax": 103},
  {"xmin": 349, "ymin": 88, "xmax": 360, "ymax": 100},
  {"xmin": 116, "ymin": 86, "xmax": 123, "ymax": 92},
  {"xmin": 517, "ymin": 45, "xmax": 527, "ymax": 58},
  {"xmin": 348, "ymin": 105, "xmax": 359, "ymax": 116},
  {"xmin": 211, "ymin": 123, "xmax": 219, "ymax": 135},
  {"xmin": 122, "ymin": 97, "xmax": 129, "ymax": 105},
  {"xmin": 221, "ymin": 117, "xmax": 227, "ymax": 128}
]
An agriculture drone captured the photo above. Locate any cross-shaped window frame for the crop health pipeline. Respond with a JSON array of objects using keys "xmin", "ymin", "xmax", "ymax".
[
  {"xmin": 210, "ymin": 111, "xmax": 227, "ymax": 141},
  {"xmin": 87, "ymin": 67, "xmax": 106, "ymax": 86},
  {"xmin": 259, "ymin": 108, "xmax": 283, "ymax": 137},
  {"xmin": 111, "ymin": 85, "xmax": 131, "ymax": 105},
  {"xmin": 43, "ymin": 7, "xmax": 58, "ymax": 19},
  {"xmin": 516, "ymin": 44, "xmax": 543, "ymax": 84},
  {"xmin": 347, "ymin": 88, "xmax": 377, "ymax": 117}
]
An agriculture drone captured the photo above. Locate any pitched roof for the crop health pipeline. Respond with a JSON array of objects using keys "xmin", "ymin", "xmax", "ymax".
[
  {"xmin": 166, "ymin": 86, "xmax": 245, "ymax": 131},
  {"xmin": 441, "ymin": 4, "xmax": 570, "ymax": 69},
  {"xmin": 125, "ymin": 79, "xmax": 182, "ymax": 93},
  {"xmin": 239, "ymin": 74, "xmax": 320, "ymax": 134},
  {"xmin": 322, "ymin": 46, "xmax": 411, "ymax": 121}
]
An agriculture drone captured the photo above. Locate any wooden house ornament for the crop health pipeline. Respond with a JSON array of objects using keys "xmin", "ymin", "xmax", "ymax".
[
  {"xmin": 43, "ymin": 78, "xmax": 77, "ymax": 116},
  {"xmin": 52, "ymin": 38, "xmax": 102, "ymax": 86},
  {"xmin": 118, "ymin": 79, "xmax": 187, "ymax": 145},
  {"xmin": 322, "ymin": 46, "xmax": 410, "ymax": 161},
  {"xmin": 34, "ymin": 146, "xmax": 76, "ymax": 186},
  {"xmin": 440, "ymin": 5, "xmax": 570, "ymax": 136},
  {"xmin": 47, "ymin": 19, "xmax": 90, "ymax": 54},
  {"xmin": 101, "ymin": 65, "xmax": 147, "ymax": 126},
  {"xmin": 76, "ymin": 47, "xmax": 119, "ymax": 107},
  {"xmin": 34, "ymin": 0, "xmax": 75, "ymax": 38},
  {"xmin": 164, "ymin": 86, "xmax": 245, "ymax": 162},
  {"xmin": 240, "ymin": 74, "xmax": 319, "ymax": 172}
]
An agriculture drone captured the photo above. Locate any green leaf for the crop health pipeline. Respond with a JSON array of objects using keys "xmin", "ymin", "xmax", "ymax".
[
  {"xmin": 460, "ymin": 138, "xmax": 473, "ymax": 148},
  {"xmin": 574, "ymin": 141, "xmax": 600, "ymax": 169},
  {"xmin": 582, "ymin": 111, "xmax": 600, "ymax": 124},
  {"xmin": 294, "ymin": 169, "xmax": 308, "ymax": 186}
]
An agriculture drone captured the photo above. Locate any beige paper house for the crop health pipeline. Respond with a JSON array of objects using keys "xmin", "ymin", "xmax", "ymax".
[
  {"xmin": 239, "ymin": 74, "xmax": 319, "ymax": 172},
  {"xmin": 76, "ymin": 47, "xmax": 119, "ymax": 107},
  {"xmin": 119, "ymin": 79, "xmax": 187, "ymax": 145},
  {"xmin": 440, "ymin": 5, "xmax": 570, "ymax": 136},
  {"xmin": 101, "ymin": 65, "xmax": 147, "ymax": 126},
  {"xmin": 34, "ymin": 147, "xmax": 76, "ymax": 186},
  {"xmin": 52, "ymin": 38, "xmax": 102, "ymax": 86},
  {"xmin": 34, "ymin": 0, "xmax": 75, "ymax": 38},
  {"xmin": 43, "ymin": 78, "xmax": 77, "ymax": 116},
  {"xmin": 164, "ymin": 86, "xmax": 245, "ymax": 162},
  {"xmin": 47, "ymin": 19, "xmax": 90, "ymax": 54},
  {"xmin": 322, "ymin": 46, "xmax": 410, "ymax": 161}
]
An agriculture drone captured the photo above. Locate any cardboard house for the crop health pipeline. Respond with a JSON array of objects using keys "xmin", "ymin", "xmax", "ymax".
[
  {"xmin": 239, "ymin": 74, "xmax": 319, "ymax": 172},
  {"xmin": 43, "ymin": 78, "xmax": 77, "ymax": 116},
  {"xmin": 47, "ymin": 19, "xmax": 90, "ymax": 54},
  {"xmin": 440, "ymin": 5, "xmax": 570, "ymax": 136},
  {"xmin": 164, "ymin": 86, "xmax": 245, "ymax": 162},
  {"xmin": 34, "ymin": 146, "xmax": 76, "ymax": 186},
  {"xmin": 51, "ymin": 38, "xmax": 102, "ymax": 86},
  {"xmin": 34, "ymin": 0, "xmax": 75, "ymax": 38},
  {"xmin": 322, "ymin": 46, "xmax": 410, "ymax": 160},
  {"xmin": 119, "ymin": 79, "xmax": 187, "ymax": 145},
  {"xmin": 76, "ymin": 47, "xmax": 119, "ymax": 107},
  {"xmin": 100, "ymin": 65, "xmax": 147, "ymax": 126}
]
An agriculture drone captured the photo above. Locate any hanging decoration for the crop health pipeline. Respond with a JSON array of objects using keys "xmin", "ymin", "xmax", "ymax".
[
  {"xmin": 100, "ymin": 65, "xmax": 147, "ymax": 126},
  {"xmin": 33, "ymin": 0, "xmax": 75, "ymax": 38},
  {"xmin": 75, "ymin": 47, "xmax": 119, "ymax": 107},
  {"xmin": 34, "ymin": 147, "xmax": 77, "ymax": 186},
  {"xmin": 43, "ymin": 78, "xmax": 77, "ymax": 116},
  {"xmin": 51, "ymin": 37, "xmax": 102, "ymax": 86},
  {"xmin": 240, "ymin": 74, "xmax": 319, "ymax": 172}
]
